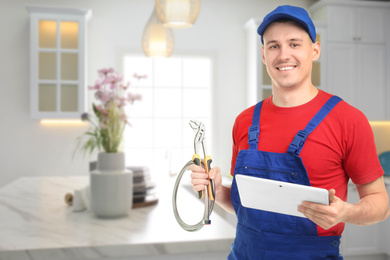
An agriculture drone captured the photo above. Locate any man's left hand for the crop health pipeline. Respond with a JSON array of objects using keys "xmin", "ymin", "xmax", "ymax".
[{"xmin": 297, "ymin": 189, "xmax": 349, "ymax": 230}]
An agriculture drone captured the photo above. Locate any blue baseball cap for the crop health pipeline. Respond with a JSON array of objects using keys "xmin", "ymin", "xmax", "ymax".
[{"xmin": 257, "ymin": 5, "xmax": 316, "ymax": 44}]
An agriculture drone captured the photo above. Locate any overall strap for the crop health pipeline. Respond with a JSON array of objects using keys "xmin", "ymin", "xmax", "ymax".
[
  {"xmin": 248, "ymin": 101, "xmax": 263, "ymax": 150},
  {"xmin": 287, "ymin": 95, "xmax": 342, "ymax": 156}
]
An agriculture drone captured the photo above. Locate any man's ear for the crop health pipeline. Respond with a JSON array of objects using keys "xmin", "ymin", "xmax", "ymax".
[{"xmin": 312, "ymin": 42, "xmax": 321, "ymax": 62}]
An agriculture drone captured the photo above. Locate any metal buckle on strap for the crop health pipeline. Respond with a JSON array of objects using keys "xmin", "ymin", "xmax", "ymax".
[{"xmin": 248, "ymin": 126, "xmax": 259, "ymax": 143}]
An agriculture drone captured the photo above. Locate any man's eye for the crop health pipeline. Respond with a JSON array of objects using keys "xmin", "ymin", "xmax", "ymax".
[
  {"xmin": 291, "ymin": 43, "xmax": 299, "ymax": 47},
  {"xmin": 270, "ymin": 45, "xmax": 278, "ymax": 49}
]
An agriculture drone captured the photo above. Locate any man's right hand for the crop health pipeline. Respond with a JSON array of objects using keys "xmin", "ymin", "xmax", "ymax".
[
  {"xmin": 190, "ymin": 164, "xmax": 236, "ymax": 214},
  {"xmin": 189, "ymin": 164, "xmax": 222, "ymax": 195}
]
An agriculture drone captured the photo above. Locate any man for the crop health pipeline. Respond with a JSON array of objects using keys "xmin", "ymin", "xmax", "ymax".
[{"xmin": 190, "ymin": 5, "xmax": 389, "ymax": 259}]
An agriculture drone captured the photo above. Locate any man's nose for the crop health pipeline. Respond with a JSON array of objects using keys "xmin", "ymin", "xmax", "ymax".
[{"xmin": 278, "ymin": 45, "xmax": 291, "ymax": 61}]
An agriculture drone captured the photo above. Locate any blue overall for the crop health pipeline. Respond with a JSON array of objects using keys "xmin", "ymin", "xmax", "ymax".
[{"xmin": 229, "ymin": 96, "xmax": 343, "ymax": 260}]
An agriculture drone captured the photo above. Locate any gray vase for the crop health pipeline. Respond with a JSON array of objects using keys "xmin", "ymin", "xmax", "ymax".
[{"xmin": 90, "ymin": 152, "xmax": 133, "ymax": 218}]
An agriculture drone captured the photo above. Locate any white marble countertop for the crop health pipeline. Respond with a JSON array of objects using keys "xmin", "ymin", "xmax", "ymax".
[{"xmin": 0, "ymin": 176, "xmax": 236, "ymax": 260}]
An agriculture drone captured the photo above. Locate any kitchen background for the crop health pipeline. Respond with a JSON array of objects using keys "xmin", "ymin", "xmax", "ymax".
[
  {"xmin": 2, "ymin": 0, "xmax": 390, "ymax": 187},
  {"xmin": 0, "ymin": 0, "xmax": 318, "ymax": 188},
  {"xmin": 0, "ymin": 0, "xmax": 390, "ymax": 259}
]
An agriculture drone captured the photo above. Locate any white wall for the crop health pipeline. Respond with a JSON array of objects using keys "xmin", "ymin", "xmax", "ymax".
[{"xmin": 0, "ymin": 0, "xmax": 315, "ymax": 187}]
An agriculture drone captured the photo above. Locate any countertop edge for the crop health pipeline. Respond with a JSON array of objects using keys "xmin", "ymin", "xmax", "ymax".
[{"xmin": 2, "ymin": 239, "xmax": 235, "ymax": 260}]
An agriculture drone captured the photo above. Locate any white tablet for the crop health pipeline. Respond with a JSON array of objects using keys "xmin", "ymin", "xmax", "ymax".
[{"xmin": 235, "ymin": 174, "xmax": 329, "ymax": 218}]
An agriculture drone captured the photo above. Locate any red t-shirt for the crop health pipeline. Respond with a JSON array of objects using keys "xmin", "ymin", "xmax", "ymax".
[{"xmin": 230, "ymin": 90, "xmax": 384, "ymax": 236}]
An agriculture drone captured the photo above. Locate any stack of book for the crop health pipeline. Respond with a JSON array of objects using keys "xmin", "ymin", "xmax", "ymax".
[{"xmin": 126, "ymin": 166, "xmax": 158, "ymax": 208}]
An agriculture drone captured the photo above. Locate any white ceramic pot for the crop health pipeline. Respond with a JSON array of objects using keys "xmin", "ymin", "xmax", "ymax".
[{"xmin": 90, "ymin": 152, "xmax": 133, "ymax": 218}]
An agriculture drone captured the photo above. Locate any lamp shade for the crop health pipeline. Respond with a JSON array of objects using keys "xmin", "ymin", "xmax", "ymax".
[
  {"xmin": 142, "ymin": 9, "xmax": 174, "ymax": 57},
  {"xmin": 155, "ymin": 0, "xmax": 200, "ymax": 28}
]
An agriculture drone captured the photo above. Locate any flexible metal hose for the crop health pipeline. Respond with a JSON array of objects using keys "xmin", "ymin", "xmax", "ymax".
[{"xmin": 172, "ymin": 160, "xmax": 215, "ymax": 232}]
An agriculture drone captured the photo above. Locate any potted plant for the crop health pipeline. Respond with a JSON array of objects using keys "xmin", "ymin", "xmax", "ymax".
[{"xmin": 77, "ymin": 68, "xmax": 145, "ymax": 218}]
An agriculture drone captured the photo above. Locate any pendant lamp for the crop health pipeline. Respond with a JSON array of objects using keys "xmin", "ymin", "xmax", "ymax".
[
  {"xmin": 155, "ymin": 0, "xmax": 200, "ymax": 28},
  {"xmin": 142, "ymin": 9, "xmax": 174, "ymax": 57}
]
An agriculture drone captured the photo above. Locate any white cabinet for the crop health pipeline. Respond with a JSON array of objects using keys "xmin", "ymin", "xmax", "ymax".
[
  {"xmin": 26, "ymin": 6, "xmax": 92, "ymax": 119},
  {"xmin": 326, "ymin": 42, "xmax": 386, "ymax": 120},
  {"xmin": 340, "ymin": 184, "xmax": 383, "ymax": 256},
  {"xmin": 327, "ymin": 5, "xmax": 386, "ymax": 44},
  {"xmin": 383, "ymin": 183, "xmax": 390, "ymax": 256},
  {"xmin": 341, "ymin": 182, "xmax": 390, "ymax": 258},
  {"xmin": 310, "ymin": 0, "xmax": 390, "ymax": 120}
]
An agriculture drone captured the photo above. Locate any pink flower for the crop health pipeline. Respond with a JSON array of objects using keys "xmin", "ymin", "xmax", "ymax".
[
  {"xmin": 118, "ymin": 97, "xmax": 127, "ymax": 107},
  {"xmin": 120, "ymin": 82, "xmax": 130, "ymax": 90},
  {"xmin": 98, "ymin": 68, "xmax": 114, "ymax": 78},
  {"xmin": 95, "ymin": 105, "xmax": 107, "ymax": 115},
  {"xmin": 94, "ymin": 90, "xmax": 111, "ymax": 103},
  {"xmin": 88, "ymin": 80, "xmax": 102, "ymax": 90},
  {"xmin": 127, "ymin": 92, "xmax": 142, "ymax": 103},
  {"xmin": 101, "ymin": 91, "xmax": 111, "ymax": 103},
  {"xmin": 102, "ymin": 74, "xmax": 123, "ymax": 90},
  {"xmin": 133, "ymin": 73, "xmax": 148, "ymax": 80}
]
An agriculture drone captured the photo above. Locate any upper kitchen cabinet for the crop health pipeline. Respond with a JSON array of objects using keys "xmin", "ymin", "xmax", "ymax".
[
  {"xmin": 324, "ymin": 4, "xmax": 386, "ymax": 44},
  {"xmin": 26, "ymin": 6, "xmax": 92, "ymax": 119},
  {"xmin": 310, "ymin": 0, "xmax": 390, "ymax": 120}
]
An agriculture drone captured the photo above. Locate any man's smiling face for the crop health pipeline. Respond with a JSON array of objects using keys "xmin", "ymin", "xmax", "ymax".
[{"xmin": 261, "ymin": 21, "xmax": 320, "ymax": 91}]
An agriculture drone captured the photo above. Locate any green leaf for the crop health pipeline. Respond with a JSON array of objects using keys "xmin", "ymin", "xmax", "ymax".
[{"xmin": 92, "ymin": 103, "xmax": 101, "ymax": 118}]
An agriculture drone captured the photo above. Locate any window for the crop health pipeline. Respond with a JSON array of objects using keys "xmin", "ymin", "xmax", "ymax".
[{"xmin": 123, "ymin": 55, "xmax": 213, "ymax": 175}]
